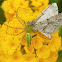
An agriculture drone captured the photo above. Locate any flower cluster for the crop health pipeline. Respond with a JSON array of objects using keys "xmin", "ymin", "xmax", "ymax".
[{"xmin": 0, "ymin": 0, "xmax": 61, "ymax": 62}]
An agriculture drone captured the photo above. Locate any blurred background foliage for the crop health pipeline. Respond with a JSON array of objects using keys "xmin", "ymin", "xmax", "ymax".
[
  {"xmin": 0, "ymin": 0, "xmax": 62, "ymax": 61},
  {"xmin": 0, "ymin": 0, "xmax": 6, "ymax": 24},
  {"xmin": 0, "ymin": 0, "xmax": 4, "ymax": 5},
  {"xmin": 49, "ymin": 0, "xmax": 62, "ymax": 12},
  {"xmin": 57, "ymin": 50, "xmax": 62, "ymax": 62}
]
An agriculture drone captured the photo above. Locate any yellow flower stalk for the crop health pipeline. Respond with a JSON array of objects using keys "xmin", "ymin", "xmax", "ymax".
[{"xmin": 0, "ymin": 0, "xmax": 62, "ymax": 62}]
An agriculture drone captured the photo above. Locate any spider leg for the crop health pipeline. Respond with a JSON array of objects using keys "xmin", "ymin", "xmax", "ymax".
[
  {"xmin": 6, "ymin": 25, "xmax": 25, "ymax": 36},
  {"xmin": 4, "ymin": 23, "xmax": 25, "ymax": 29},
  {"xmin": 31, "ymin": 37, "xmax": 38, "ymax": 60},
  {"xmin": 13, "ymin": 34, "xmax": 26, "ymax": 54},
  {"xmin": 22, "ymin": 34, "xmax": 26, "ymax": 44},
  {"xmin": 16, "ymin": 7, "xmax": 27, "ymax": 27}
]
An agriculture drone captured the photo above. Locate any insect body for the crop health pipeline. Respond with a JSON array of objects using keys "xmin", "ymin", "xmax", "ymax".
[
  {"xmin": 25, "ymin": 21, "xmax": 32, "ymax": 46},
  {"xmin": 31, "ymin": 3, "xmax": 62, "ymax": 39},
  {"xmin": 25, "ymin": 3, "xmax": 62, "ymax": 45},
  {"xmin": 5, "ymin": 3, "xmax": 62, "ymax": 47},
  {"xmin": 26, "ymin": 33, "xmax": 31, "ymax": 46}
]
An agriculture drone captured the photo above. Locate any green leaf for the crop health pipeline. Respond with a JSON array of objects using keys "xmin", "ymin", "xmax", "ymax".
[
  {"xmin": 29, "ymin": 1, "xmax": 32, "ymax": 5},
  {"xmin": 0, "ymin": 7, "xmax": 6, "ymax": 25},
  {"xmin": 0, "ymin": 0, "xmax": 4, "ymax": 6},
  {"xmin": 56, "ymin": 50, "xmax": 62, "ymax": 62},
  {"xmin": 49, "ymin": 0, "xmax": 62, "ymax": 12},
  {"xmin": 58, "ymin": 50, "xmax": 62, "ymax": 56},
  {"xmin": 34, "ymin": 49, "xmax": 36, "ymax": 54},
  {"xmin": 59, "ymin": 26, "xmax": 62, "ymax": 37},
  {"xmin": 57, "ymin": 0, "xmax": 62, "ymax": 12},
  {"xmin": 49, "ymin": 0, "xmax": 58, "ymax": 4},
  {"xmin": 32, "ymin": 34, "xmax": 37, "ymax": 38},
  {"xmin": 22, "ymin": 50, "xmax": 25, "ymax": 55}
]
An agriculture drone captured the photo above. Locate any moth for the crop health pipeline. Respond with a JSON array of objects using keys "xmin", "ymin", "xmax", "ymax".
[{"xmin": 5, "ymin": 3, "xmax": 62, "ymax": 47}]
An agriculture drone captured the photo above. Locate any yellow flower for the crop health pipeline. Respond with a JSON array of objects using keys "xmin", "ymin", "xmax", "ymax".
[
  {"xmin": 13, "ymin": 0, "xmax": 29, "ymax": 10},
  {"xmin": 16, "ymin": 7, "xmax": 35, "ymax": 23},
  {"xmin": 1, "ymin": 1, "xmax": 15, "ymax": 20},
  {"xmin": 5, "ymin": 12, "xmax": 15, "ymax": 20},
  {"xmin": 44, "ymin": 52, "xmax": 58, "ymax": 62},
  {"xmin": 37, "ymin": 58, "xmax": 44, "ymax": 62},
  {"xmin": 1, "ymin": 0, "xmax": 49, "ymax": 21},
  {"xmin": 0, "ymin": 34, "xmax": 21, "ymax": 55},
  {"xmin": 0, "ymin": 24, "xmax": 7, "ymax": 36},
  {"xmin": 42, "ymin": 0, "xmax": 49, "ymax": 6},
  {"xmin": 30, "ymin": 0, "xmax": 49, "ymax": 11},
  {"xmin": 1, "ymin": 0, "xmax": 61, "ymax": 62},
  {"xmin": 24, "ymin": 44, "xmax": 34, "ymax": 54},
  {"xmin": 22, "ymin": 54, "xmax": 37, "ymax": 62},
  {"xmin": 36, "ymin": 45, "xmax": 50, "ymax": 59},
  {"xmin": 48, "ymin": 31, "xmax": 61, "ymax": 52},
  {"xmin": 1, "ymin": 1, "xmax": 14, "ymax": 14},
  {"xmin": 31, "ymin": 0, "xmax": 43, "ymax": 7},
  {"xmin": 33, "ymin": 36, "xmax": 43, "ymax": 49},
  {"xmin": 0, "ymin": 48, "xmax": 7, "ymax": 62},
  {"xmin": 7, "ymin": 51, "xmax": 23, "ymax": 62},
  {"xmin": 37, "ymin": 51, "xmax": 58, "ymax": 62}
]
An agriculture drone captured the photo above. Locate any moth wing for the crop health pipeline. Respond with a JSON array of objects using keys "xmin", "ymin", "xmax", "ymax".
[
  {"xmin": 37, "ymin": 3, "xmax": 58, "ymax": 22},
  {"xmin": 38, "ymin": 13, "xmax": 62, "ymax": 39},
  {"xmin": 32, "ymin": 3, "xmax": 58, "ymax": 24}
]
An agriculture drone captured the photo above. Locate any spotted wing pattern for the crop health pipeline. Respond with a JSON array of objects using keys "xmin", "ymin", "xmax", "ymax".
[
  {"xmin": 31, "ymin": 3, "xmax": 59, "ymax": 39},
  {"xmin": 31, "ymin": 3, "xmax": 58, "ymax": 24},
  {"xmin": 32, "ymin": 13, "xmax": 62, "ymax": 39}
]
